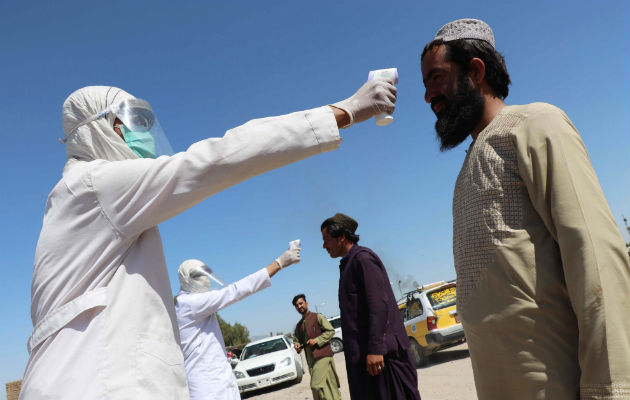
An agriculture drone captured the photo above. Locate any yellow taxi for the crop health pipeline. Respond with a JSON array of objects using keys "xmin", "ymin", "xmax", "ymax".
[{"xmin": 399, "ymin": 280, "xmax": 465, "ymax": 366}]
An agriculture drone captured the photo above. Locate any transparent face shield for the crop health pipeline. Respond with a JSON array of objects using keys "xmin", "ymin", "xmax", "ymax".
[
  {"xmin": 110, "ymin": 98, "xmax": 173, "ymax": 158},
  {"xmin": 191, "ymin": 264, "xmax": 227, "ymax": 289}
]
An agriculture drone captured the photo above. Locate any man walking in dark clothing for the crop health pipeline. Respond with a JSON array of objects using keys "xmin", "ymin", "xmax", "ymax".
[{"xmin": 320, "ymin": 213, "xmax": 421, "ymax": 400}]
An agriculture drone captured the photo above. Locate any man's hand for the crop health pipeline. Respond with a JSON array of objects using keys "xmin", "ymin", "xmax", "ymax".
[
  {"xmin": 306, "ymin": 338, "xmax": 318, "ymax": 347},
  {"xmin": 331, "ymin": 79, "xmax": 397, "ymax": 128},
  {"xmin": 366, "ymin": 354, "xmax": 385, "ymax": 376},
  {"xmin": 294, "ymin": 342, "xmax": 302, "ymax": 353}
]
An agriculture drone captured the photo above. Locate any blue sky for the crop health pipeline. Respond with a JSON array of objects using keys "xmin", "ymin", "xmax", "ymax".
[{"xmin": 1, "ymin": 0, "xmax": 628, "ymax": 393}]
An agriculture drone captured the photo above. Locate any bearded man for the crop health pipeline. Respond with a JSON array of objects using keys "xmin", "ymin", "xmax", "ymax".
[{"xmin": 421, "ymin": 18, "xmax": 630, "ymax": 400}]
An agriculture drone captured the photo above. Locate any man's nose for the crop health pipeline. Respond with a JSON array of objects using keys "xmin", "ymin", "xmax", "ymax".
[{"xmin": 424, "ymin": 87, "xmax": 434, "ymax": 104}]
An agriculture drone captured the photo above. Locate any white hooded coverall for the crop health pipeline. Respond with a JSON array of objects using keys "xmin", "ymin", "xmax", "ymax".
[
  {"xmin": 21, "ymin": 86, "xmax": 340, "ymax": 399},
  {"xmin": 176, "ymin": 268, "xmax": 271, "ymax": 399}
]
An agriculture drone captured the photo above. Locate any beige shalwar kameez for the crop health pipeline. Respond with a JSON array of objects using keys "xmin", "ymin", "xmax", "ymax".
[
  {"xmin": 295, "ymin": 314, "xmax": 341, "ymax": 400},
  {"xmin": 453, "ymin": 103, "xmax": 630, "ymax": 400}
]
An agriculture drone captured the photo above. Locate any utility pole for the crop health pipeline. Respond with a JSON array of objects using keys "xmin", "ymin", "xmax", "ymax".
[
  {"xmin": 623, "ymin": 215, "xmax": 630, "ymax": 257},
  {"xmin": 315, "ymin": 302, "xmax": 326, "ymax": 314}
]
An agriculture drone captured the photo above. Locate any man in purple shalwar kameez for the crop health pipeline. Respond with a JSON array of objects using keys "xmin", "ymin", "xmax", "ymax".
[{"xmin": 321, "ymin": 213, "xmax": 421, "ymax": 400}]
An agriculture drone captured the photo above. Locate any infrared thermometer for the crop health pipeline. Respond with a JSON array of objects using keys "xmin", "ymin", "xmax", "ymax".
[
  {"xmin": 367, "ymin": 68, "xmax": 399, "ymax": 126},
  {"xmin": 289, "ymin": 239, "xmax": 301, "ymax": 250}
]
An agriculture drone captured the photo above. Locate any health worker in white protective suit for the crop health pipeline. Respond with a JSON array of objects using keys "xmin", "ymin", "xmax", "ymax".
[
  {"xmin": 21, "ymin": 80, "xmax": 396, "ymax": 400},
  {"xmin": 176, "ymin": 247, "xmax": 300, "ymax": 400}
]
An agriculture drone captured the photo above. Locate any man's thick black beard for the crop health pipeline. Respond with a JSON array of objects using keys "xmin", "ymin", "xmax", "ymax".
[{"xmin": 435, "ymin": 74, "xmax": 485, "ymax": 152}]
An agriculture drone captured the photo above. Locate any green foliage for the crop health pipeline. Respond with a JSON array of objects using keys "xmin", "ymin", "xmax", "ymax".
[{"xmin": 217, "ymin": 314, "xmax": 250, "ymax": 347}]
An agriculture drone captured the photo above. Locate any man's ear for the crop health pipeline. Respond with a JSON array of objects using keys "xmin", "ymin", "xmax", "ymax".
[{"xmin": 469, "ymin": 57, "xmax": 486, "ymax": 85}]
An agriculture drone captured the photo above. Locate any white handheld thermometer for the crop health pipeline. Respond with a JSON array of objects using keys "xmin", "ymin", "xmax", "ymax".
[
  {"xmin": 367, "ymin": 68, "xmax": 399, "ymax": 126},
  {"xmin": 289, "ymin": 239, "xmax": 301, "ymax": 250}
]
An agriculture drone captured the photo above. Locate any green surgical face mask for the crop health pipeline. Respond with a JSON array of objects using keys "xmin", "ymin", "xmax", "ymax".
[{"xmin": 120, "ymin": 125, "xmax": 156, "ymax": 159}]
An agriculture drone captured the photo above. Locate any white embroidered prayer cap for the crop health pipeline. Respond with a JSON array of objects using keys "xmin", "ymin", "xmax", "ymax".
[{"xmin": 433, "ymin": 19, "xmax": 495, "ymax": 48}]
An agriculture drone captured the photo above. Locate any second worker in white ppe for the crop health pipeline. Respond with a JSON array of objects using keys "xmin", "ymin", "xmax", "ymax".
[
  {"xmin": 176, "ymin": 247, "xmax": 300, "ymax": 400},
  {"xmin": 21, "ymin": 78, "xmax": 396, "ymax": 400}
]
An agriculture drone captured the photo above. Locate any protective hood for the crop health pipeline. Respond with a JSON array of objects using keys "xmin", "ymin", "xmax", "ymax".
[
  {"xmin": 61, "ymin": 86, "xmax": 173, "ymax": 175},
  {"xmin": 178, "ymin": 259, "xmax": 226, "ymax": 293},
  {"xmin": 62, "ymin": 86, "xmax": 139, "ymax": 173}
]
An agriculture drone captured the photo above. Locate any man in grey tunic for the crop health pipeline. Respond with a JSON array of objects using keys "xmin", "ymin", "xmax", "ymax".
[{"xmin": 420, "ymin": 18, "xmax": 630, "ymax": 399}]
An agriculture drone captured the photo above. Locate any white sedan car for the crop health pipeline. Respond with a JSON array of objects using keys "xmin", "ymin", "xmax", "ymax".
[
  {"xmin": 327, "ymin": 315, "xmax": 344, "ymax": 353},
  {"xmin": 233, "ymin": 335, "xmax": 304, "ymax": 393}
]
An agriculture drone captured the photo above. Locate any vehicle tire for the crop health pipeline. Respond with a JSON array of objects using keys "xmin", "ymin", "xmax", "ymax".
[
  {"xmin": 409, "ymin": 338, "xmax": 427, "ymax": 367},
  {"xmin": 294, "ymin": 361, "xmax": 304, "ymax": 384},
  {"xmin": 330, "ymin": 338, "xmax": 343, "ymax": 353}
]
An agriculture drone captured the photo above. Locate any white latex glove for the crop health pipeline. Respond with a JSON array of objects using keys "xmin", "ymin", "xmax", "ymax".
[
  {"xmin": 332, "ymin": 79, "xmax": 397, "ymax": 128},
  {"xmin": 276, "ymin": 248, "xmax": 301, "ymax": 269}
]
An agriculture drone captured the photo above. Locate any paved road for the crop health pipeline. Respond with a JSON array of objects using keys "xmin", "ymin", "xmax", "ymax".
[{"xmin": 241, "ymin": 343, "xmax": 477, "ymax": 400}]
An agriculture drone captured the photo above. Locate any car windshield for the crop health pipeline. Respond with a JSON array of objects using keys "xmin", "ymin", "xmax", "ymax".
[
  {"xmin": 328, "ymin": 317, "xmax": 341, "ymax": 329},
  {"xmin": 241, "ymin": 338, "xmax": 288, "ymax": 360},
  {"xmin": 427, "ymin": 285, "xmax": 456, "ymax": 310}
]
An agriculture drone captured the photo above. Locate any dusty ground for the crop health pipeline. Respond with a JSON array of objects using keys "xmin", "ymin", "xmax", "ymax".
[{"xmin": 241, "ymin": 343, "xmax": 477, "ymax": 400}]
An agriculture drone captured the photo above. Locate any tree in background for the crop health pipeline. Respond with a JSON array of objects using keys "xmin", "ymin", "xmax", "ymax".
[{"xmin": 217, "ymin": 314, "xmax": 250, "ymax": 347}]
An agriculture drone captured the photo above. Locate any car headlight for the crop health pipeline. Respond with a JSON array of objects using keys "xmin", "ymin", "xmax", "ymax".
[
  {"xmin": 278, "ymin": 357, "xmax": 292, "ymax": 367},
  {"xmin": 234, "ymin": 370, "xmax": 246, "ymax": 379}
]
